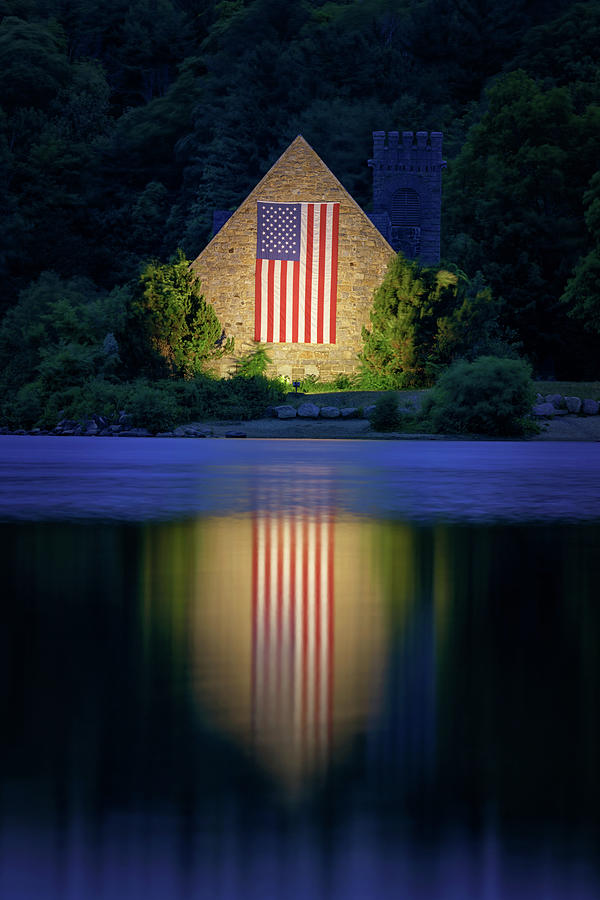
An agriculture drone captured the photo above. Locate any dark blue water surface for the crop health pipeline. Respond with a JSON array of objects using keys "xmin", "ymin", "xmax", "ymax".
[
  {"xmin": 1, "ymin": 436, "xmax": 599, "ymax": 899},
  {"xmin": 1, "ymin": 436, "xmax": 600, "ymax": 522}
]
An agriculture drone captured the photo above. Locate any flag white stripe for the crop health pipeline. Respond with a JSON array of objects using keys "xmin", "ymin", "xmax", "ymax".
[
  {"xmin": 298, "ymin": 203, "xmax": 307, "ymax": 340},
  {"xmin": 273, "ymin": 263, "xmax": 281, "ymax": 343},
  {"xmin": 286, "ymin": 263, "xmax": 294, "ymax": 343},
  {"xmin": 260, "ymin": 263, "xmax": 269, "ymax": 341},
  {"xmin": 310, "ymin": 212, "xmax": 320, "ymax": 343}
]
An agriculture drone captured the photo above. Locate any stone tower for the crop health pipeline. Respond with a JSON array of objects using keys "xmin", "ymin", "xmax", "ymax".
[{"xmin": 368, "ymin": 131, "xmax": 444, "ymax": 265}]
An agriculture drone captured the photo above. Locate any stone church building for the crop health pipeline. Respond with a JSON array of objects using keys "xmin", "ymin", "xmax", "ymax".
[{"xmin": 191, "ymin": 133, "xmax": 442, "ymax": 381}]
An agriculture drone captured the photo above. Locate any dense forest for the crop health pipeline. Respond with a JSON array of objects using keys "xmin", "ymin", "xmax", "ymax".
[{"xmin": 1, "ymin": 0, "xmax": 599, "ymax": 424}]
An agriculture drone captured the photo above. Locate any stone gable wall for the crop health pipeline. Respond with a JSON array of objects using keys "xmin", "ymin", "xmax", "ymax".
[{"xmin": 191, "ymin": 136, "xmax": 395, "ymax": 381}]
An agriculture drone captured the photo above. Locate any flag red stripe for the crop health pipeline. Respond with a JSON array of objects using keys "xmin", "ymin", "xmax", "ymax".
[
  {"xmin": 254, "ymin": 260, "xmax": 262, "ymax": 341},
  {"xmin": 289, "ymin": 518, "xmax": 296, "ymax": 715},
  {"xmin": 292, "ymin": 260, "xmax": 300, "ymax": 343},
  {"xmin": 328, "ymin": 516, "xmax": 335, "ymax": 748},
  {"xmin": 301, "ymin": 517, "xmax": 309, "ymax": 753},
  {"xmin": 251, "ymin": 516, "xmax": 258, "ymax": 733},
  {"xmin": 329, "ymin": 204, "xmax": 339, "ymax": 344},
  {"xmin": 317, "ymin": 204, "xmax": 327, "ymax": 344},
  {"xmin": 314, "ymin": 519, "xmax": 322, "ymax": 743},
  {"xmin": 263, "ymin": 515, "xmax": 271, "ymax": 712},
  {"xmin": 276, "ymin": 517, "xmax": 283, "ymax": 718},
  {"xmin": 279, "ymin": 260, "xmax": 287, "ymax": 342},
  {"xmin": 304, "ymin": 205, "xmax": 314, "ymax": 343}
]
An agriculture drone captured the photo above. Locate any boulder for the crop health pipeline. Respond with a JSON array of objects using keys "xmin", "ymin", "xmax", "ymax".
[
  {"xmin": 564, "ymin": 396, "xmax": 581, "ymax": 414},
  {"xmin": 118, "ymin": 427, "xmax": 151, "ymax": 436},
  {"xmin": 85, "ymin": 421, "xmax": 99, "ymax": 435},
  {"xmin": 340, "ymin": 407, "xmax": 359, "ymax": 418},
  {"xmin": 362, "ymin": 405, "xmax": 376, "ymax": 418},
  {"xmin": 297, "ymin": 402, "xmax": 320, "ymax": 418},
  {"xmin": 274, "ymin": 405, "xmax": 297, "ymax": 419},
  {"xmin": 532, "ymin": 402, "xmax": 556, "ymax": 417},
  {"xmin": 545, "ymin": 393, "xmax": 564, "ymax": 408},
  {"xmin": 319, "ymin": 406, "xmax": 340, "ymax": 418},
  {"xmin": 582, "ymin": 398, "xmax": 599, "ymax": 415},
  {"xmin": 225, "ymin": 431, "xmax": 247, "ymax": 438}
]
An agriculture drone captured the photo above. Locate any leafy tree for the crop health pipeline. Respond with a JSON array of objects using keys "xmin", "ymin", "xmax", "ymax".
[
  {"xmin": 134, "ymin": 249, "xmax": 232, "ymax": 377},
  {"xmin": 0, "ymin": 271, "xmax": 130, "ymax": 395},
  {"xmin": 443, "ymin": 69, "xmax": 600, "ymax": 371},
  {"xmin": 360, "ymin": 253, "xmax": 460, "ymax": 388},
  {"xmin": 561, "ymin": 171, "xmax": 600, "ymax": 333}
]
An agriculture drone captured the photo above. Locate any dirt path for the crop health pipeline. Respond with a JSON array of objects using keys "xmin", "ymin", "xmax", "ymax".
[{"xmin": 203, "ymin": 414, "xmax": 600, "ymax": 441}]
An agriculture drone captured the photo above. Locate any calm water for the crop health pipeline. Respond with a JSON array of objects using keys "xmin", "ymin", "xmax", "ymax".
[{"xmin": 1, "ymin": 436, "xmax": 599, "ymax": 899}]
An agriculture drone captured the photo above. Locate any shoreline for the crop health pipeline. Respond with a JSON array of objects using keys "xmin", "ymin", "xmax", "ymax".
[{"xmin": 3, "ymin": 415, "xmax": 600, "ymax": 441}]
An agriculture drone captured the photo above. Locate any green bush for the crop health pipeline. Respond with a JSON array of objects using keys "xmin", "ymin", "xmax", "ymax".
[
  {"xmin": 235, "ymin": 346, "xmax": 271, "ymax": 377},
  {"xmin": 422, "ymin": 356, "xmax": 535, "ymax": 436},
  {"xmin": 369, "ymin": 393, "xmax": 401, "ymax": 431},
  {"xmin": 123, "ymin": 380, "xmax": 182, "ymax": 432}
]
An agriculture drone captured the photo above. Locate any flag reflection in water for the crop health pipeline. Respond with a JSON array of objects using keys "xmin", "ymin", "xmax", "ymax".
[
  {"xmin": 252, "ymin": 509, "xmax": 334, "ymax": 774},
  {"xmin": 192, "ymin": 500, "xmax": 385, "ymax": 790}
]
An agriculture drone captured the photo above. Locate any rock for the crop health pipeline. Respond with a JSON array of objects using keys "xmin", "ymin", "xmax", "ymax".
[
  {"xmin": 582, "ymin": 398, "xmax": 599, "ymax": 415},
  {"xmin": 536, "ymin": 392, "xmax": 544, "ymax": 403},
  {"xmin": 545, "ymin": 393, "xmax": 564, "ymax": 409},
  {"xmin": 363, "ymin": 405, "xmax": 376, "ymax": 418},
  {"xmin": 319, "ymin": 406, "xmax": 340, "ymax": 418},
  {"xmin": 225, "ymin": 431, "xmax": 247, "ymax": 438},
  {"xmin": 110, "ymin": 424, "xmax": 121, "ymax": 433},
  {"xmin": 118, "ymin": 410, "xmax": 130, "ymax": 425},
  {"xmin": 297, "ymin": 402, "xmax": 320, "ymax": 418},
  {"xmin": 340, "ymin": 407, "xmax": 359, "ymax": 418},
  {"xmin": 564, "ymin": 396, "xmax": 582, "ymax": 414},
  {"xmin": 118, "ymin": 428, "xmax": 151, "ymax": 436},
  {"xmin": 174, "ymin": 424, "xmax": 208, "ymax": 437},
  {"xmin": 274, "ymin": 405, "xmax": 297, "ymax": 419},
  {"xmin": 532, "ymin": 402, "xmax": 556, "ymax": 417},
  {"xmin": 85, "ymin": 421, "xmax": 99, "ymax": 435},
  {"xmin": 552, "ymin": 408, "xmax": 569, "ymax": 416},
  {"xmin": 155, "ymin": 432, "xmax": 175, "ymax": 437}
]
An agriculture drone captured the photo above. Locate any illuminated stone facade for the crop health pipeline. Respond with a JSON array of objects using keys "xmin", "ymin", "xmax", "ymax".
[{"xmin": 191, "ymin": 135, "xmax": 394, "ymax": 381}]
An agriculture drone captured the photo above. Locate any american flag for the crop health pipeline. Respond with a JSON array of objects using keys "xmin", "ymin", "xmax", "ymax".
[
  {"xmin": 251, "ymin": 509, "xmax": 335, "ymax": 771},
  {"xmin": 255, "ymin": 201, "xmax": 340, "ymax": 344}
]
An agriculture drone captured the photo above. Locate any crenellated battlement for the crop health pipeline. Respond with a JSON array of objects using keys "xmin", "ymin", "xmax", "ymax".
[
  {"xmin": 368, "ymin": 129, "xmax": 444, "ymax": 265},
  {"xmin": 368, "ymin": 130, "xmax": 444, "ymax": 174}
]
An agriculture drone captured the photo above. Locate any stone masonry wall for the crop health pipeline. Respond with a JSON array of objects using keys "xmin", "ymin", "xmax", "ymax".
[{"xmin": 191, "ymin": 136, "xmax": 395, "ymax": 381}]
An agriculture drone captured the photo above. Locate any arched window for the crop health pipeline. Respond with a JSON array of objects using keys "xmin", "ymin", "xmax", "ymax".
[{"xmin": 391, "ymin": 188, "xmax": 420, "ymax": 227}]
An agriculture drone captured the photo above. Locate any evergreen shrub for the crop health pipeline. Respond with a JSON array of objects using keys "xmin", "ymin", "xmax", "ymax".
[{"xmin": 422, "ymin": 356, "xmax": 535, "ymax": 436}]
